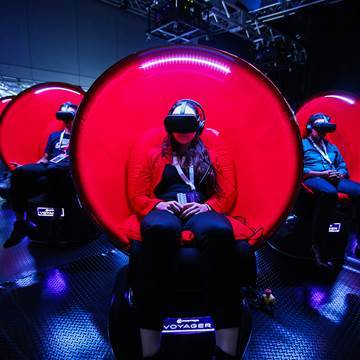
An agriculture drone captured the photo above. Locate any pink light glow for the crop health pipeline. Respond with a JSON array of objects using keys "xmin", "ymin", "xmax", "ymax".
[
  {"xmin": 324, "ymin": 95, "xmax": 355, "ymax": 105},
  {"xmin": 139, "ymin": 55, "xmax": 231, "ymax": 74},
  {"xmin": 1, "ymin": 98, "xmax": 12, "ymax": 103},
  {"xmin": 34, "ymin": 87, "xmax": 81, "ymax": 95}
]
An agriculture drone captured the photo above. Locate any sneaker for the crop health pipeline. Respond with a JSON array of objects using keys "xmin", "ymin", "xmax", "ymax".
[{"xmin": 3, "ymin": 220, "xmax": 28, "ymax": 248}]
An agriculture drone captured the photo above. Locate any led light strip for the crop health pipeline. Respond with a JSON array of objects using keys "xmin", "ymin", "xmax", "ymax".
[
  {"xmin": 34, "ymin": 87, "xmax": 81, "ymax": 95},
  {"xmin": 162, "ymin": 328, "xmax": 215, "ymax": 334},
  {"xmin": 140, "ymin": 55, "xmax": 231, "ymax": 74},
  {"xmin": 324, "ymin": 95, "xmax": 355, "ymax": 105}
]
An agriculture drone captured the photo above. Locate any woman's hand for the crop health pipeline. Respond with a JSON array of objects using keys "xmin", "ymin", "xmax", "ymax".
[
  {"xmin": 180, "ymin": 202, "xmax": 210, "ymax": 219},
  {"xmin": 155, "ymin": 201, "xmax": 183, "ymax": 214}
]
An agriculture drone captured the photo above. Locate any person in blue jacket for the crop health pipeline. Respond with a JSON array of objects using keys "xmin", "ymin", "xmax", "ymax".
[
  {"xmin": 303, "ymin": 113, "xmax": 360, "ymax": 268},
  {"xmin": 3, "ymin": 102, "xmax": 77, "ymax": 248}
]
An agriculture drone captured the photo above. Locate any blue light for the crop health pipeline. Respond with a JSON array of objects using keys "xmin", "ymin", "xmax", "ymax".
[
  {"xmin": 42, "ymin": 309, "xmax": 109, "ymax": 358},
  {"xmin": 44, "ymin": 269, "xmax": 68, "ymax": 297},
  {"xmin": 318, "ymin": 281, "xmax": 352, "ymax": 324},
  {"xmin": 14, "ymin": 272, "xmax": 39, "ymax": 288},
  {"xmin": 309, "ymin": 287, "xmax": 328, "ymax": 310}
]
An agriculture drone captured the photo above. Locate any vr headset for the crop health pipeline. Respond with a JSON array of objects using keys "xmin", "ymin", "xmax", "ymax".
[
  {"xmin": 164, "ymin": 99, "xmax": 205, "ymax": 135},
  {"xmin": 56, "ymin": 101, "xmax": 78, "ymax": 122},
  {"xmin": 306, "ymin": 113, "xmax": 336, "ymax": 133}
]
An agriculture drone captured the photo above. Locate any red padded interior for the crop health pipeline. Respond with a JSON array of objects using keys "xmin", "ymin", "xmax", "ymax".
[
  {"xmin": 296, "ymin": 92, "xmax": 360, "ymax": 182},
  {"xmin": 71, "ymin": 45, "xmax": 302, "ymax": 248},
  {"xmin": 0, "ymin": 83, "xmax": 84, "ymax": 170}
]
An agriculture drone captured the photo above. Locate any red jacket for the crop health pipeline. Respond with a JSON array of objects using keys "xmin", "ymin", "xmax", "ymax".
[{"xmin": 122, "ymin": 128, "xmax": 261, "ymax": 245}]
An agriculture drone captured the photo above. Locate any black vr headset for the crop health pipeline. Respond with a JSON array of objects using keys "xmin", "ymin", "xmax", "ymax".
[
  {"xmin": 56, "ymin": 101, "xmax": 78, "ymax": 122},
  {"xmin": 306, "ymin": 113, "xmax": 336, "ymax": 133},
  {"xmin": 164, "ymin": 99, "xmax": 205, "ymax": 135}
]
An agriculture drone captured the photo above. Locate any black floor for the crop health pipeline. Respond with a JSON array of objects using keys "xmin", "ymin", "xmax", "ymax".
[{"xmin": 0, "ymin": 198, "xmax": 359, "ymax": 360}]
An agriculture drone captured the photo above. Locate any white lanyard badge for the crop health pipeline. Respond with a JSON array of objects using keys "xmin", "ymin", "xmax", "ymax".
[
  {"xmin": 59, "ymin": 130, "xmax": 70, "ymax": 150},
  {"xmin": 50, "ymin": 130, "xmax": 70, "ymax": 163},
  {"xmin": 173, "ymin": 155, "xmax": 196, "ymax": 191},
  {"xmin": 308, "ymin": 138, "xmax": 332, "ymax": 165}
]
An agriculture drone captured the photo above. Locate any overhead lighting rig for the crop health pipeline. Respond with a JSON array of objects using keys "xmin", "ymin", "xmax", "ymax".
[
  {"xmin": 146, "ymin": 0, "xmax": 213, "ymax": 43},
  {"xmin": 99, "ymin": 0, "xmax": 343, "ymax": 70}
]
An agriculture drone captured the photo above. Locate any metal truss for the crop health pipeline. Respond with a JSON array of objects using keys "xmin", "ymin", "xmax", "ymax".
[
  {"xmin": 249, "ymin": 0, "xmax": 344, "ymax": 23},
  {"xmin": 99, "ymin": 0, "xmax": 343, "ymax": 68}
]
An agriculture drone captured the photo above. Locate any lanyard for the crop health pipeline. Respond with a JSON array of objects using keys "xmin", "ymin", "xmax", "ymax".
[
  {"xmin": 59, "ymin": 130, "xmax": 70, "ymax": 151},
  {"xmin": 173, "ymin": 155, "xmax": 196, "ymax": 191},
  {"xmin": 308, "ymin": 138, "xmax": 332, "ymax": 165}
]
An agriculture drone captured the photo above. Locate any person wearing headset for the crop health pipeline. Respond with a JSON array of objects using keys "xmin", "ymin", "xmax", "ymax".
[
  {"xmin": 3, "ymin": 102, "xmax": 78, "ymax": 248},
  {"xmin": 303, "ymin": 113, "xmax": 360, "ymax": 268},
  {"xmin": 127, "ymin": 99, "xmax": 243, "ymax": 359}
]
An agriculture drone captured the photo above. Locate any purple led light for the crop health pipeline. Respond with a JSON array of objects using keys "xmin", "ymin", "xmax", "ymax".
[
  {"xmin": 309, "ymin": 288, "xmax": 327, "ymax": 309},
  {"xmin": 139, "ymin": 55, "xmax": 231, "ymax": 74},
  {"xmin": 34, "ymin": 87, "xmax": 81, "ymax": 95},
  {"xmin": 45, "ymin": 269, "xmax": 68, "ymax": 296},
  {"xmin": 324, "ymin": 95, "xmax": 355, "ymax": 105}
]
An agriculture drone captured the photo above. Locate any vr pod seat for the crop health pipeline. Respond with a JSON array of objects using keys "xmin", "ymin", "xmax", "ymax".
[
  {"xmin": 269, "ymin": 92, "xmax": 360, "ymax": 262},
  {"xmin": 0, "ymin": 83, "xmax": 96, "ymax": 246},
  {"xmin": 70, "ymin": 45, "xmax": 302, "ymax": 359}
]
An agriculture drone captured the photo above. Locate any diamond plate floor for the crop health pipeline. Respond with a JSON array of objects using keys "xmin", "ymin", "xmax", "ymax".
[
  {"xmin": 246, "ymin": 248, "xmax": 360, "ymax": 360},
  {"xmin": 0, "ymin": 198, "xmax": 359, "ymax": 359}
]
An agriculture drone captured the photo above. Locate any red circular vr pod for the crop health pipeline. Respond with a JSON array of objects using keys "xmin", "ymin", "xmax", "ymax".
[
  {"xmin": 0, "ymin": 96, "xmax": 13, "ymax": 115},
  {"xmin": 72, "ymin": 45, "xmax": 302, "ymax": 249},
  {"xmin": 0, "ymin": 96, "xmax": 14, "ymax": 158},
  {"xmin": 0, "ymin": 83, "xmax": 84, "ymax": 170},
  {"xmin": 296, "ymin": 92, "xmax": 360, "ymax": 182}
]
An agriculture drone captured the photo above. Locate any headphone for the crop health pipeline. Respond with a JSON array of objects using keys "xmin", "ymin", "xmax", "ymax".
[
  {"xmin": 306, "ymin": 113, "xmax": 331, "ymax": 131},
  {"xmin": 56, "ymin": 101, "xmax": 78, "ymax": 122},
  {"xmin": 166, "ymin": 99, "xmax": 206, "ymax": 136}
]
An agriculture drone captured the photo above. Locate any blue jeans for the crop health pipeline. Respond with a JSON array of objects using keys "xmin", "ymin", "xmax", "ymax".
[{"xmin": 303, "ymin": 177, "xmax": 360, "ymax": 247}]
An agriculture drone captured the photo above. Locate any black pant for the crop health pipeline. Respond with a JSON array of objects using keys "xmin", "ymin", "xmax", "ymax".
[
  {"xmin": 10, "ymin": 162, "xmax": 71, "ymax": 212},
  {"xmin": 134, "ymin": 210, "xmax": 242, "ymax": 331},
  {"xmin": 304, "ymin": 177, "xmax": 360, "ymax": 249}
]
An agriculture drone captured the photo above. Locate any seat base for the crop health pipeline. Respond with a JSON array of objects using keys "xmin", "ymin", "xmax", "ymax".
[
  {"xmin": 109, "ymin": 265, "xmax": 252, "ymax": 360},
  {"xmin": 268, "ymin": 190, "xmax": 351, "ymax": 261},
  {"xmin": 27, "ymin": 193, "xmax": 98, "ymax": 246}
]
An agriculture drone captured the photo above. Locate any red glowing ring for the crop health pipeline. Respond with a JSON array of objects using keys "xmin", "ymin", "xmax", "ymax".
[
  {"xmin": 296, "ymin": 91, "xmax": 360, "ymax": 182},
  {"xmin": 0, "ymin": 82, "xmax": 84, "ymax": 170},
  {"xmin": 0, "ymin": 96, "xmax": 14, "ymax": 158},
  {"xmin": 0, "ymin": 96, "xmax": 14, "ymax": 113},
  {"xmin": 71, "ymin": 45, "xmax": 302, "ymax": 249}
]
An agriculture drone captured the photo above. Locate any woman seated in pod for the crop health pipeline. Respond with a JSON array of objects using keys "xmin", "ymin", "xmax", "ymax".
[{"xmin": 127, "ymin": 99, "xmax": 248, "ymax": 360}]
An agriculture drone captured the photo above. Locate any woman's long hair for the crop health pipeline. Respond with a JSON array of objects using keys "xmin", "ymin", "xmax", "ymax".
[{"xmin": 161, "ymin": 134, "xmax": 219, "ymax": 197}]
